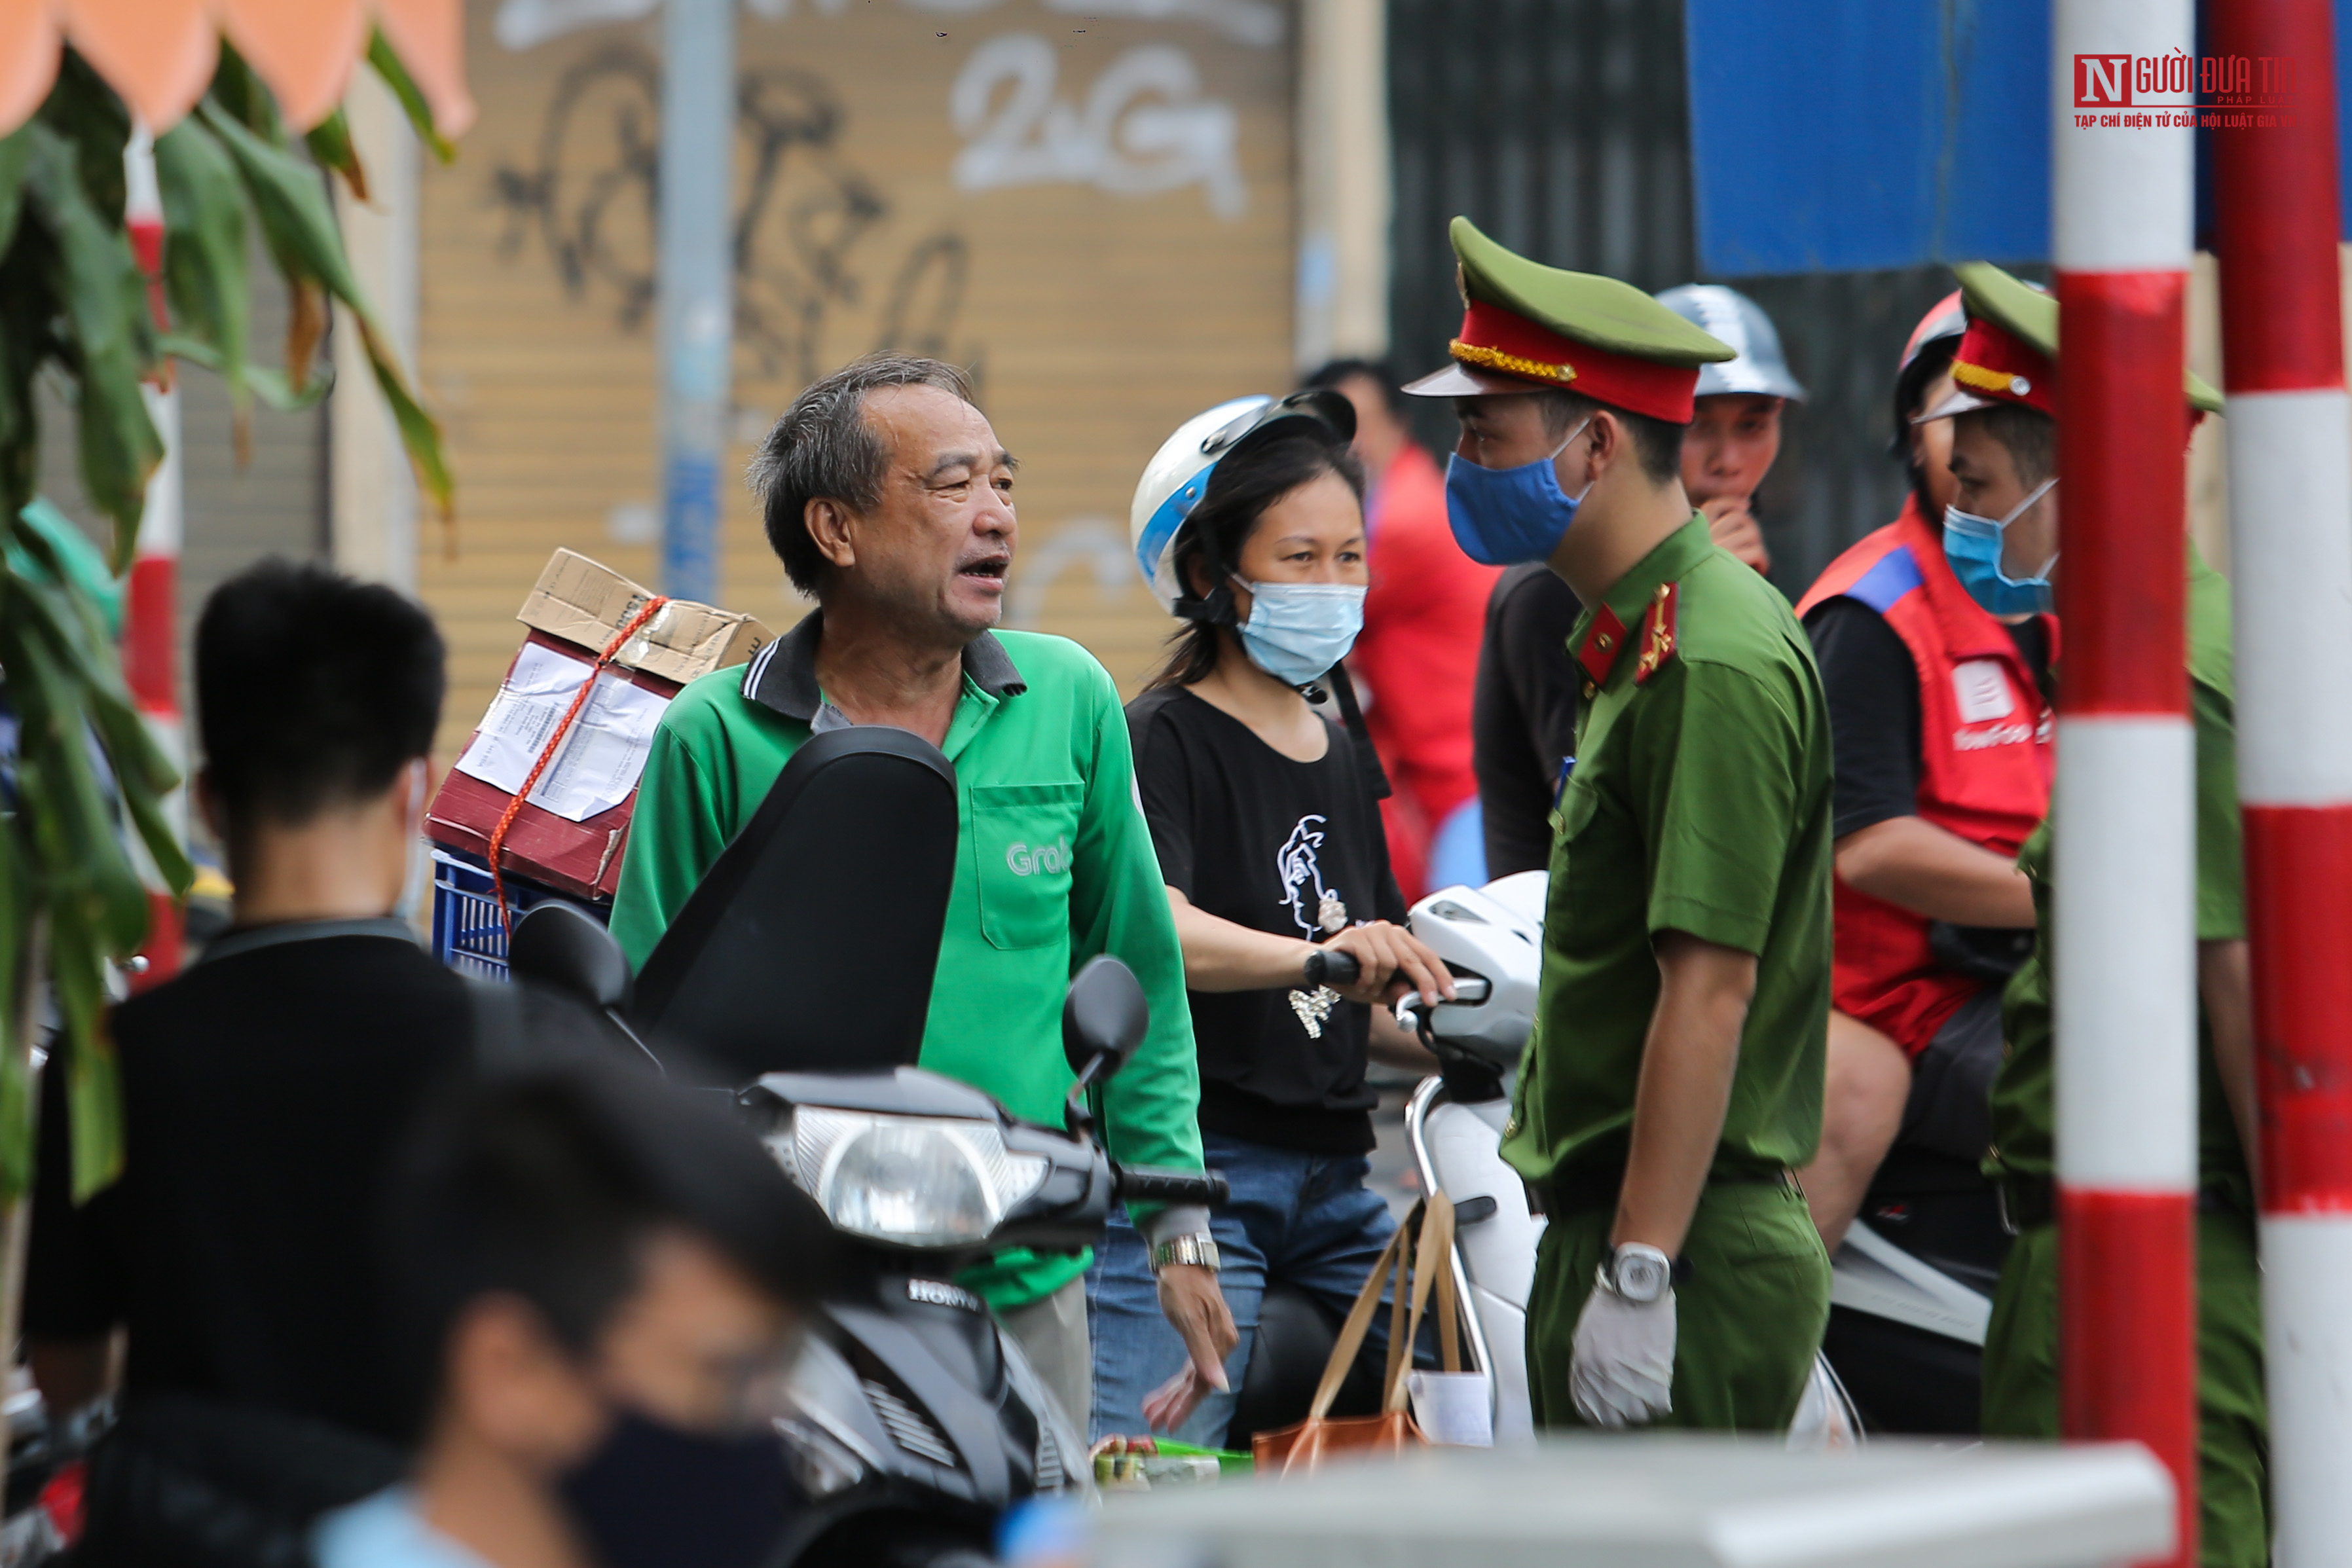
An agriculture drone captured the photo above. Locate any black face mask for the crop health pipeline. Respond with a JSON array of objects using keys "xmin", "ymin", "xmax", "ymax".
[{"xmin": 557, "ymin": 1406, "xmax": 791, "ymax": 1568}]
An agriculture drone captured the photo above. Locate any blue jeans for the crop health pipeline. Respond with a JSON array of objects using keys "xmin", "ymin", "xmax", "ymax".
[{"xmin": 1084, "ymin": 1129, "xmax": 1404, "ymax": 1447}]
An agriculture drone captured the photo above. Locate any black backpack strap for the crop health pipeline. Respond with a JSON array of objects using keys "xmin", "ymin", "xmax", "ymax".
[{"xmin": 1324, "ymin": 661, "xmax": 1393, "ymax": 802}]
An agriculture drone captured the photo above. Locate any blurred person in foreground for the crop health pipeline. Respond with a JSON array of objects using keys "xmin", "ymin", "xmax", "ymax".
[
  {"xmin": 28, "ymin": 562, "xmax": 606, "ymax": 1563},
  {"xmin": 314, "ymin": 1062, "xmax": 843, "ymax": 1568},
  {"xmin": 1302, "ymin": 359, "xmax": 1500, "ymax": 896},
  {"xmin": 1471, "ymin": 283, "xmax": 1805, "ymax": 879},
  {"xmin": 1789, "ymin": 292, "xmax": 2051, "ymax": 1251},
  {"xmin": 608, "ymin": 353, "xmax": 1232, "ymax": 1431}
]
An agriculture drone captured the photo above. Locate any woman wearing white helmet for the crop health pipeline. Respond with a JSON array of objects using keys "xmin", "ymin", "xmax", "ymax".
[{"xmin": 1086, "ymin": 393, "xmax": 1456, "ymax": 1445}]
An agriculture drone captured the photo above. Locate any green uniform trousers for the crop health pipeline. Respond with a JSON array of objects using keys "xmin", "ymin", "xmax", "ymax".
[
  {"xmin": 1982, "ymin": 1211, "xmax": 2269, "ymax": 1568},
  {"xmin": 1527, "ymin": 1180, "xmax": 1831, "ymax": 1432}
]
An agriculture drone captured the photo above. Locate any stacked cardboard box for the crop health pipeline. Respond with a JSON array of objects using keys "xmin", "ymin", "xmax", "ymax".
[{"xmin": 426, "ymin": 549, "xmax": 772, "ymax": 901}]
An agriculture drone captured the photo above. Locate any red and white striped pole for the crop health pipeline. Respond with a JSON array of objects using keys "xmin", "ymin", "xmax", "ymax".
[
  {"xmin": 123, "ymin": 126, "xmax": 185, "ymax": 991},
  {"xmin": 2050, "ymin": 3, "xmax": 2200, "ymax": 1565},
  {"xmin": 2210, "ymin": 3, "xmax": 2352, "ymax": 1563}
]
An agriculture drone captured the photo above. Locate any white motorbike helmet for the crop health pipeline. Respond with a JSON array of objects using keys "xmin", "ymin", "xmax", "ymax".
[{"xmin": 1128, "ymin": 389, "xmax": 1356, "ymax": 617}]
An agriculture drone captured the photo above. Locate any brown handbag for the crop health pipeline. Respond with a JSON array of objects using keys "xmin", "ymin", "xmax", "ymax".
[{"xmin": 1251, "ymin": 1192, "xmax": 1463, "ymax": 1474}]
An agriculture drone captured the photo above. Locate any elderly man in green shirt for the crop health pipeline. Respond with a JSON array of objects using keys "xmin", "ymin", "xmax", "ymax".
[
  {"xmin": 1406, "ymin": 219, "xmax": 1835, "ymax": 1432},
  {"xmin": 610, "ymin": 353, "xmax": 1235, "ymax": 1431}
]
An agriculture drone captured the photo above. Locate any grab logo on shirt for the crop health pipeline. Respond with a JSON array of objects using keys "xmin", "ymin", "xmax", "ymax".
[{"xmin": 1006, "ymin": 837, "xmax": 1073, "ymax": 875}]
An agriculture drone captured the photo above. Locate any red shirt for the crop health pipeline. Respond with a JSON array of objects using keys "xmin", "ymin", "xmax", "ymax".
[{"xmin": 1348, "ymin": 443, "xmax": 1500, "ymax": 900}]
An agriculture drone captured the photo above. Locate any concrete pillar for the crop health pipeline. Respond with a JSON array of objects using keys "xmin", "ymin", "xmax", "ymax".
[
  {"xmin": 1295, "ymin": 0, "xmax": 1389, "ymax": 372},
  {"xmin": 330, "ymin": 65, "xmax": 420, "ymax": 592}
]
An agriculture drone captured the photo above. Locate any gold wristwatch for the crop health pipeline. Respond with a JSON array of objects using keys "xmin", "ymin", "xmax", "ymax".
[{"xmin": 1148, "ymin": 1233, "xmax": 1221, "ymax": 1271}]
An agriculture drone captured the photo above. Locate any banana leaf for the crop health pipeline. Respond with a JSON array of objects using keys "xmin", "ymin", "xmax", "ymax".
[
  {"xmin": 367, "ymin": 31, "xmax": 456, "ymax": 165},
  {"xmin": 0, "ymin": 126, "xmax": 30, "ymax": 261},
  {"xmin": 196, "ymin": 101, "xmax": 450, "ymax": 517},
  {"xmin": 305, "ymin": 108, "xmax": 369, "ymax": 202},
  {"xmin": 154, "ymin": 119, "xmax": 253, "ymax": 450},
  {"xmin": 20, "ymin": 122, "xmax": 160, "ymax": 565}
]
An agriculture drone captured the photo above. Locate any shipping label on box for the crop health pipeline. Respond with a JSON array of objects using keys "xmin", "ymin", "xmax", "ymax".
[{"xmin": 428, "ymin": 632, "xmax": 682, "ymax": 902}]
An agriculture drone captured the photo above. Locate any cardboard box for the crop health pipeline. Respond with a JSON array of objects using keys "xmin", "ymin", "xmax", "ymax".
[
  {"xmin": 519, "ymin": 548, "xmax": 770, "ymax": 684},
  {"xmin": 426, "ymin": 551, "xmax": 773, "ymax": 903}
]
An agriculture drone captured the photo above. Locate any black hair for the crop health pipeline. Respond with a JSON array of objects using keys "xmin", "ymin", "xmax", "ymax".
[
  {"xmin": 385, "ymin": 1060, "xmax": 844, "ymax": 1438},
  {"xmin": 1954, "ymin": 403, "xmax": 2057, "ymax": 488},
  {"xmin": 750, "ymin": 353, "xmax": 982, "ymax": 596},
  {"xmin": 1300, "ymin": 358, "xmax": 1404, "ymax": 416},
  {"xmin": 1541, "ymin": 390, "xmax": 1685, "ymax": 488},
  {"xmin": 1895, "ymin": 336, "xmax": 1961, "ymax": 511},
  {"xmin": 1148, "ymin": 420, "xmax": 1366, "ymax": 690},
  {"xmin": 194, "ymin": 559, "xmax": 444, "ymax": 839}
]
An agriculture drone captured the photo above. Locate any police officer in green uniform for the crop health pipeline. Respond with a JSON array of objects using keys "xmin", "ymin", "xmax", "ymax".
[
  {"xmin": 1921, "ymin": 263, "xmax": 2267, "ymax": 1568},
  {"xmin": 1404, "ymin": 219, "xmax": 1836, "ymax": 1432}
]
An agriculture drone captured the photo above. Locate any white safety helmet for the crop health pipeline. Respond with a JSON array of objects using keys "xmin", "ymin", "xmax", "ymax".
[
  {"xmin": 1128, "ymin": 390, "xmax": 1356, "ymax": 616},
  {"xmin": 1654, "ymin": 283, "xmax": 1807, "ymax": 403}
]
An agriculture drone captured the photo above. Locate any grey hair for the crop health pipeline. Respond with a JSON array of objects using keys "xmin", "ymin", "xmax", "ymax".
[{"xmin": 749, "ymin": 352, "xmax": 979, "ymax": 594}]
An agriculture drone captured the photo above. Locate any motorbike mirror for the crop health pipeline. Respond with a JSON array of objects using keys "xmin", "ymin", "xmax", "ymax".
[
  {"xmin": 1062, "ymin": 955, "xmax": 1149, "ymax": 1081},
  {"xmin": 509, "ymin": 903, "xmax": 631, "ymax": 1010}
]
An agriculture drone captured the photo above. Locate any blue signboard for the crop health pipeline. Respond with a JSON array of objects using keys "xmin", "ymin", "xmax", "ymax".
[{"xmin": 1687, "ymin": 0, "xmax": 2352, "ymax": 276}]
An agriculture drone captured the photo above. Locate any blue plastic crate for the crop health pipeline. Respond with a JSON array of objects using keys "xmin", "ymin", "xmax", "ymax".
[{"xmin": 430, "ymin": 849, "xmax": 608, "ymax": 981}]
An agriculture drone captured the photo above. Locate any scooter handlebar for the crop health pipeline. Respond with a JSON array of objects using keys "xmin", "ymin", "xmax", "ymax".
[
  {"xmin": 1114, "ymin": 1165, "xmax": 1230, "ymax": 1207},
  {"xmin": 1303, "ymin": 947, "xmax": 1359, "ymax": 987}
]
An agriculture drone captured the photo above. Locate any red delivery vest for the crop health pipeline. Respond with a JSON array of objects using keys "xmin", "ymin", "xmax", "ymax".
[{"xmin": 1795, "ymin": 498, "xmax": 2055, "ymax": 1057}]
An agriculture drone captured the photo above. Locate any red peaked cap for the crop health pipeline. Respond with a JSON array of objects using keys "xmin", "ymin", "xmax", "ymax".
[
  {"xmin": 1948, "ymin": 317, "xmax": 2057, "ymax": 417},
  {"xmin": 1448, "ymin": 299, "xmax": 1707, "ymax": 424}
]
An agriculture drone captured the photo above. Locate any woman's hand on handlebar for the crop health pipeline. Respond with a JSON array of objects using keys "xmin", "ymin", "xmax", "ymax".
[{"xmin": 1320, "ymin": 921, "xmax": 1455, "ymax": 1008}]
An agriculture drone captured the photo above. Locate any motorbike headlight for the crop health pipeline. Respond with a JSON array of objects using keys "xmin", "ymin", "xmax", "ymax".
[{"xmin": 777, "ymin": 1108, "xmax": 1050, "ymax": 1247}]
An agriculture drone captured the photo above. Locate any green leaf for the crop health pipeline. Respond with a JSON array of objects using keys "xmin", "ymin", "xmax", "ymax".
[
  {"xmin": 195, "ymin": 101, "xmax": 369, "ymax": 309},
  {"xmin": 0, "ymin": 833, "xmax": 36, "ymax": 1206},
  {"xmin": 0, "ymin": 126, "xmax": 32, "ymax": 261},
  {"xmin": 358, "ymin": 318, "xmax": 452, "ymax": 517},
  {"xmin": 160, "ymin": 333, "xmax": 331, "ymax": 412},
  {"xmin": 37, "ymin": 50, "xmax": 128, "ymax": 226},
  {"xmin": 198, "ymin": 100, "xmax": 451, "ymax": 517},
  {"xmin": 367, "ymin": 31, "xmax": 456, "ymax": 164},
  {"xmin": 206, "ymin": 38, "xmax": 287, "ymax": 148},
  {"xmin": 20, "ymin": 123, "xmax": 160, "ymax": 564},
  {"xmin": 304, "ymin": 107, "xmax": 369, "ymax": 201},
  {"xmin": 153, "ymin": 119, "xmax": 252, "ymax": 441}
]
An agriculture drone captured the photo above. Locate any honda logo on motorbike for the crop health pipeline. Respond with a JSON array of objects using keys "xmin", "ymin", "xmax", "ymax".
[
  {"xmin": 1006, "ymin": 837, "xmax": 1072, "ymax": 876},
  {"xmin": 907, "ymin": 1278, "xmax": 982, "ymax": 1312}
]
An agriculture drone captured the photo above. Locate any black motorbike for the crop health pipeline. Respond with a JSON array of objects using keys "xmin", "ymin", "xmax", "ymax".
[{"xmin": 511, "ymin": 727, "xmax": 1227, "ymax": 1567}]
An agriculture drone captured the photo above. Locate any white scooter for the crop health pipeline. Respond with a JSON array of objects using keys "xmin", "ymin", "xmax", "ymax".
[{"xmin": 1397, "ymin": 871, "xmax": 1994, "ymax": 1446}]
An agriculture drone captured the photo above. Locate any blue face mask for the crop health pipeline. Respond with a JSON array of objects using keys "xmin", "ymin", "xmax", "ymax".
[
  {"xmin": 1943, "ymin": 477, "xmax": 2059, "ymax": 616},
  {"xmin": 1442, "ymin": 418, "xmax": 1593, "ymax": 566},
  {"xmin": 1230, "ymin": 577, "xmax": 1366, "ymax": 686}
]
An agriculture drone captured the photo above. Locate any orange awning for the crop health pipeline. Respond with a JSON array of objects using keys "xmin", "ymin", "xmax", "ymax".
[{"xmin": 1, "ymin": 0, "xmax": 472, "ymax": 139}]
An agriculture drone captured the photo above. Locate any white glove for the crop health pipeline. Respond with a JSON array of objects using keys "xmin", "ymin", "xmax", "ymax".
[{"xmin": 1568, "ymin": 1264, "xmax": 1676, "ymax": 1427}]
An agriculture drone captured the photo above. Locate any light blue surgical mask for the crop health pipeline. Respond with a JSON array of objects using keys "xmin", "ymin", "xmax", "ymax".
[
  {"xmin": 1943, "ymin": 478, "xmax": 2059, "ymax": 617},
  {"xmin": 1229, "ymin": 577, "xmax": 1366, "ymax": 686},
  {"xmin": 1442, "ymin": 418, "xmax": 1593, "ymax": 566}
]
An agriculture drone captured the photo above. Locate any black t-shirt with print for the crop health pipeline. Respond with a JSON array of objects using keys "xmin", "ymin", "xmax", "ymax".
[{"xmin": 1126, "ymin": 685, "xmax": 1408, "ymax": 1155}]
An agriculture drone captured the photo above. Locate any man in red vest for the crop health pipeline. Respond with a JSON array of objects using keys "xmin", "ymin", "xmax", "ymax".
[
  {"xmin": 1791, "ymin": 293, "xmax": 2053, "ymax": 1250},
  {"xmin": 1305, "ymin": 359, "xmax": 1501, "ymax": 899}
]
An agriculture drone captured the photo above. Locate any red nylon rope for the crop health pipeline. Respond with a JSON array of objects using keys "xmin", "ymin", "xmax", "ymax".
[{"xmin": 485, "ymin": 594, "xmax": 670, "ymax": 936}]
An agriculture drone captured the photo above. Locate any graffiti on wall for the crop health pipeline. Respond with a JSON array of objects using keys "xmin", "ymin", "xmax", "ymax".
[{"xmin": 490, "ymin": 45, "xmax": 980, "ymax": 390}]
